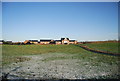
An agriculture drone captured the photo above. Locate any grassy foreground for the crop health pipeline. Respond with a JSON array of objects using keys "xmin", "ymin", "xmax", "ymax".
[
  {"xmin": 2, "ymin": 44, "xmax": 120, "ymax": 79},
  {"xmin": 2, "ymin": 44, "xmax": 119, "ymax": 66}
]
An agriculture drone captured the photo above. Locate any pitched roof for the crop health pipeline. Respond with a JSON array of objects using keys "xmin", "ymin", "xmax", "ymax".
[
  {"xmin": 29, "ymin": 40, "xmax": 38, "ymax": 42},
  {"xmin": 69, "ymin": 40, "xmax": 76, "ymax": 42},
  {"xmin": 61, "ymin": 38, "xmax": 69, "ymax": 40},
  {"xmin": 6, "ymin": 41, "xmax": 12, "ymax": 43},
  {"xmin": 40, "ymin": 39, "xmax": 52, "ymax": 42},
  {"xmin": 55, "ymin": 40, "xmax": 61, "ymax": 42},
  {"xmin": 0, "ymin": 40, "xmax": 4, "ymax": 42}
]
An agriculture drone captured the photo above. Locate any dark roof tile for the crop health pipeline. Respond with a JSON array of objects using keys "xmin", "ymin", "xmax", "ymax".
[
  {"xmin": 40, "ymin": 40, "xmax": 52, "ymax": 42},
  {"xmin": 29, "ymin": 40, "xmax": 38, "ymax": 42},
  {"xmin": 69, "ymin": 40, "xmax": 76, "ymax": 42},
  {"xmin": 61, "ymin": 38, "xmax": 69, "ymax": 40},
  {"xmin": 55, "ymin": 40, "xmax": 61, "ymax": 42}
]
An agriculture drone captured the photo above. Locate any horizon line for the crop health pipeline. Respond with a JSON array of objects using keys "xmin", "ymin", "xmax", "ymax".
[{"xmin": 0, "ymin": 39, "xmax": 118, "ymax": 42}]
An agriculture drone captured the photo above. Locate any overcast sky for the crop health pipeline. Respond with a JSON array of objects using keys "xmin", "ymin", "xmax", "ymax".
[{"xmin": 2, "ymin": 2, "xmax": 118, "ymax": 42}]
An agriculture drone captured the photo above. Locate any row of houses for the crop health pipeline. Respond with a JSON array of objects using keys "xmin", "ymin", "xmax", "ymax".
[
  {"xmin": 24, "ymin": 38, "xmax": 77, "ymax": 45},
  {"xmin": 1, "ymin": 38, "xmax": 77, "ymax": 45}
]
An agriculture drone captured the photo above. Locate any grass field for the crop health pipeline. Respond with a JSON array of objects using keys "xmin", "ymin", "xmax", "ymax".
[
  {"xmin": 80, "ymin": 42, "xmax": 119, "ymax": 53},
  {"xmin": 2, "ymin": 44, "xmax": 120, "ymax": 79},
  {"xmin": 2, "ymin": 44, "xmax": 119, "ymax": 65}
]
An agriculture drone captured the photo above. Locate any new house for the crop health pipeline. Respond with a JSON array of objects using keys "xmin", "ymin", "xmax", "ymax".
[
  {"xmin": 24, "ymin": 38, "xmax": 77, "ymax": 45},
  {"xmin": 24, "ymin": 40, "xmax": 38, "ymax": 44},
  {"xmin": 40, "ymin": 38, "xmax": 77, "ymax": 45},
  {"xmin": 29, "ymin": 40, "xmax": 38, "ymax": 44},
  {"xmin": 40, "ymin": 39, "xmax": 53, "ymax": 44},
  {"xmin": 60, "ymin": 38, "xmax": 77, "ymax": 45}
]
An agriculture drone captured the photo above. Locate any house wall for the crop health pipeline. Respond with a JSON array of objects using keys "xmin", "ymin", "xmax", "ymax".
[
  {"xmin": 69, "ymin": 41, "xmax": 77, "ymax": 44},
  {"xmin": 30, "ymin": 42, "xmax": 38, "ymax": 44},
  {"xmin": 69, "ymin": 42, "xmax": 75, "ymax": 44},
  {"xmin": 34, "ymin": 42, "xmax": 38, "ymax": 44},
  {"xmin": 24, "ymin": 38, "xmax": 77, "ymax": 45},
  {"xmin": 75, "ymin": 41, "xmax": 77, "ymax": 44},
  {"xmin": 0, "ymin": 42, "xmax": 3, "ymax": 44},
  {"xmin": 24, "ymin": 40, "xmax": 29, "ymax": 44},
  {"xmin": 62, "ymin": 39, "xmax": 69, "ymax": 44},
  {"xmin": 56, "ymin": 42, "xmax": 61, "ymax": 45},
  {"xmin": 40, "ymin": 42, "xmax": 50, "ymax": 44}
]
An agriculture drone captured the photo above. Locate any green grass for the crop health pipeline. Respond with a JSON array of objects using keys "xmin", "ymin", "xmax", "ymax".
[
  {"xmin": 2, "ymin": 44, "xmax": 120, "ymax": 79},
  {"xmin": 2, "ymin": 44, "xmax": 119, "ymax": 66},
  {"xmin": 80, "ymin": 42, "xmax": 119, "ymax": 53}
]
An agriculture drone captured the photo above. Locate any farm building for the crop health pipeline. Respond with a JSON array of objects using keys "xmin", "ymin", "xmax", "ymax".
[
  {"xmin": 3, "ymin": 41, "xmax": 12, "ymax": 44},
  {"xmin": 29, "ymin": 40, "xmax": 38, "ymax": 44},
  {"xmin": 24, "ymin": 38, "xmax": 77, "ymax": 45},
  {"xmin": 61, "ymin": 38, "xmax": 77, "ymax": 45},
  {"xmin": 40, "ymin": 38, "xmax": 77, "ymax": 45},
  {"xmin": 55, "ymin": 40, "xmax": 61, "ymax": 45},
  {"xmin": 40, "ymin": 39, "xmax": 52, "ymax": 44},
  {"xmin": 0, "ymin": 40, "xmax": 4, "ymax": 44},
  {"xmin": 24, "ymin": 40, "xmax": 38, "ymax": 44},
  {"xmin": 69, "ymin": 40, "xmax": 77, "ymax": 44}
]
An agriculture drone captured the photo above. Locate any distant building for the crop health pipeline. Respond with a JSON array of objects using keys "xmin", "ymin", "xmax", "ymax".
[
  {"xmin": 60, "ymin": 38, "xmax": 77, "ymax": 45},
  {"xmin": 40, "ymin": 39, "xmax": 52, "ymax": 44},
  {"xmin": 24, "ymin": 40, "xmax": 31, "ymax": 44},
  {"xmin": 55, "ymin": 40, "xmax": 61, "ymax": 45},
  {"xmin": 61, "ymin": 38, "xmax": 69, "ymax": 44},
  {"xmin": 23, "ymin": 40, "xmax": 38, "ymax": 44},
  {"xmin": 40, "ymin": 38, "xmax": 77, "ymax": 45},
  {"xmin": 69, "ymin": 40, "xmax": 77, "ymax": 44},
  {"xmin": 0, "ymin": 40, "xmax": 4, "ymax": 44},
  {"xmin": 29, "ymin": 40, "xmax": 38, "ymax": 44},
  {"xmin": 24, "ymin": 38, "xmax": 77, "ymax": 45},
  {"xmin": 4, "ymin": 41, "xmax": 12, "ymax": 44}
]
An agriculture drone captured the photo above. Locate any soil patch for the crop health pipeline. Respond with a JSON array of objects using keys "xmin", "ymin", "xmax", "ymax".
[{"xmin": 2, "ymin": 53, "xmax": 119, "ymax": 79}]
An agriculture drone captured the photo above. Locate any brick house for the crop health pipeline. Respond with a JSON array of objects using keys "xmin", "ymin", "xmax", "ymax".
[
  {"xmin": 61, "ymin": 38, "xmax": 77, "ymax": 45},
  {"xmin": 24, "ymin": 38, "xmax": 77, "ymax": 45},
  {"xmin": 40, "ymin": 40, "xmax": 52, "ymax": 44},
  {"xmin": 55, "ymin": 38, "xmax": 77, "ymax": 45},
  {"xmin": 69, "ymin": 40, "xmax": 77, "ymax": 44},
  {"xmin": 55, "ymin": 40, "xmax": 61, "ymax": 45},
  {"xmin": 29, "ymin": 40, "xmax": 38, "ymax": 44},
  {"xmin": 24, "ymin": 40, "xmax": 38, "ymax": 44}
]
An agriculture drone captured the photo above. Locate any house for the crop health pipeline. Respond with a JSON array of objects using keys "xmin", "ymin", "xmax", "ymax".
[
  {"xmin": 61, "ymin": 38, "xmax": 77, "ymax": 44},
  {"xmin": 2, "ymin": 41, "xmax": 12, "ymax": 44},
  {"xmin": 40, "ymin": 39, "xmax": 52, "ymax": 44},
  {"xmin": 29, "ymin": 40, "xmax": 38, "ymax": 44},
  {"xmin": 0, "ymin": 40, "xmax": 4, "ymax": 44},
  {"xmin": 24, "ymin": 40, "xmax": 38, "ymax": 44},
  {"xmin": 0, "ymin": 42, "xmax": 2, "ymax": 44},
  {"xmin": 55, "ymin": 40, "xmax": 61, "ymax": 45},
  {"xmin": 24, "ymin": 40, "xmax": 31, "ymax": 44},
  {"xmin": 23, "ymin": 38, "xmax": 77, "ymax": 45},
  {"xmin": 61, "ymin": 38, "xmax": 70, "ymax": 44},
  {"xmin": 69, "ymin": 40, "xmax": 77, "ymax": 44},
  {"xmin": 40, "ymin": 38, "xmax": 77, "ymax": 45}
]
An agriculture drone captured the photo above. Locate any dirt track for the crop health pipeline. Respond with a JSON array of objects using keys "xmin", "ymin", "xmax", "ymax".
[{"xmin": 2, "ymin": 53, "xmax": 119, "ymax": 79}]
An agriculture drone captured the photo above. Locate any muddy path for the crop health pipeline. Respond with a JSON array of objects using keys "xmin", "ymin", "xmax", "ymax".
[
  {"xmin": 75, "ymin": 45, "xmax": 120, "ymax": 56},
  {"xmin": 2, "ymin": 53, "xmax": 119, "ymax": 79}
]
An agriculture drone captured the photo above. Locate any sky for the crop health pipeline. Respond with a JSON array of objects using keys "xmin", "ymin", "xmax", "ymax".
[
  {"xmin": 2, "ymin": 0, "xmax": 120, "ymax": 2},
  {"xmin": 2, "ymin": 2, "xmax": 118, "ymax": 42},
  {"xmin": 0, "ymin": 0, "xmax": 1, "ymax": 59}
]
